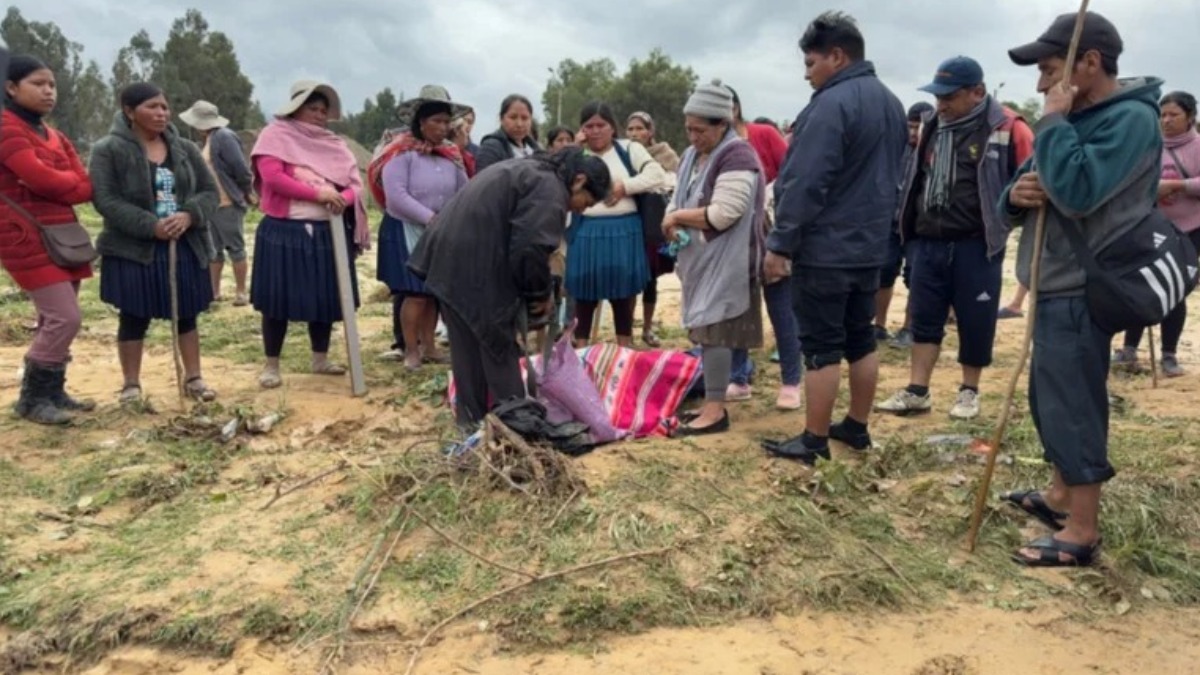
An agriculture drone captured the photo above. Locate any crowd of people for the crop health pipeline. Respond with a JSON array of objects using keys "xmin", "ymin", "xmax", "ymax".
[{"xmin": 1, "ymin": 10, "xmax": 1197, "ymax": 568}]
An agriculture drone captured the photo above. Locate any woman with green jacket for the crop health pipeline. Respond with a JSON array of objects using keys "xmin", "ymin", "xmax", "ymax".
[{"xmin": 90, "ymin": 83, "xmax": 219, "ymax": 404}]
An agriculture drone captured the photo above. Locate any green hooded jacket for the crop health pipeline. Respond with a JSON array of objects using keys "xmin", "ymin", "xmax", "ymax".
[{"xmin": 89, "ymin": 112, "xmax": 217, "ymax": 266}]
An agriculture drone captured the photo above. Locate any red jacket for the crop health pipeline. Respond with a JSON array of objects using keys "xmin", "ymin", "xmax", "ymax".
[
  {"xmin": 0, "ymin": 108, "xmax": 93, "ymax": 290},
  {"xmin": 745, "ymin": 123, "xmax": 788, "ymax": 184}
]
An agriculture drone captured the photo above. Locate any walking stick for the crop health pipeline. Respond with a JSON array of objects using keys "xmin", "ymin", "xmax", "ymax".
[
  {"xmin": 1147, "ymin": 325, "xmax": 1159, "ymax": 388},
  {"xmin": 168, "ymin": 239, "xmax": 186, "ymax": 410},
  {"xmin": 966, "ymin": 0, "xmax": 1091, "ymax": 553},
  {"xmin": 329, "ymin": 212, "xmax": 368, "ymax": 397}
]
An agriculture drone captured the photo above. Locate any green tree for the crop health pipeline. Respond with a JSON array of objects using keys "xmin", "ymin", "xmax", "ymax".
[
  {"xmin": 334, "ymin": 88, "xmax": 401, "ymax": 148},
  {"xmin": 110, "ymin": 29, "xmax": 159, "ymax": 96},
  {"xmin": 0, "ymin": 6, "xmax": 102, "ymax": 143},
  {"xmin": 542, "ymin": 58, "xmax": 618, "ymax": 130},
  {"xmin": 543, "ymin": 50, "xmax": 696, "ymax": 150},
  {"xmin": 1003, "ymin": 97, "xmax": 1043, "ymax": 125},
  {"xmin": 71, "ymin": 59, "xmax": 115, "ymax": 148},
  {"xmin": 152, "ymin": 10, "xmax": 255, "ymax": 129},
  {"xmin": 606, "ymin": 49, "xmax": 697, "ymax": 152}
]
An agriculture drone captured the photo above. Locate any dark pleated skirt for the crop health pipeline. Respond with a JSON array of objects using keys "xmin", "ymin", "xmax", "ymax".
[
  {"xmin": 250, "ymin": 215, "xmax": 361, "ymax": 323},
  {"xmin": 564, "ymin": 213, "xmax": 650, "ymax": 302},
  {"xmin": 376, "ymin": 212, "xmax": 428, "ymax": 295},
  {"xmin": 100, "ymin": 242, "xmax": 212, "ymax": 320}
]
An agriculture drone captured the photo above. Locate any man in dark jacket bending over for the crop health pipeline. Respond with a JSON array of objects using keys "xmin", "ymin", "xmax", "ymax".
[{"xmin": 762, "ymin": 11, "xmax": 907, "ymax": 464}]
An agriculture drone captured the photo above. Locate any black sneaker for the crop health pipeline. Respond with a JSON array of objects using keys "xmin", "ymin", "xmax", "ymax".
[
  {"xmin": 873, "ymin": 325, "xmax": 891, "ymax": 342},
  {"xmin": 830, "ymin": 422, "xmax": 871, "ymax": 451},
  {"xmin": 762, "ymin": 436, "xmax": 831, "ymax": 465}
]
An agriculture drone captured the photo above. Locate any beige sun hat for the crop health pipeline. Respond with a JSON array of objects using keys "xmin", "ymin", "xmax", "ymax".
[
  {"xmin": 275, "ymin": 80, "xmax": 343, "ymax": 121},
  {"xmin": 179, "ymin": 100, "xmax": 230, "ymax": 131},
  {"xmin": 396, "ymin": 85, "xmax": 473, "ymax": 126}
]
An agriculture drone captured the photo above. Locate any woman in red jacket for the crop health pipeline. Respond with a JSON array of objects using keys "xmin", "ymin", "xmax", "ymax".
[{"xmin": 0, "ymin": 56, "xmax": 95, "ymax": 425}]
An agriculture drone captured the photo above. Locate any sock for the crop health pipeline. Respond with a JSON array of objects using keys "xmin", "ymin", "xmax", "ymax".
[
  {"xmin": 802, "ymin": 430, "xmax": 828, "ymax": 451},
  {"xmin": 840, "ymin": 416, "xmax": 868, "ymax": 435},
  {"xmin": 960, "ymin": 384, "xmax": 979, "ymax": 394},
  {"xmin": 906, "ymin": 384, "xmax": 930, "ymax": 397}
]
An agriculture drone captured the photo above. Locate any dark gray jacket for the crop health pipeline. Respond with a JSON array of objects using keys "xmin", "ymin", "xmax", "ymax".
[
  {"xmin": 207, "ymin": 126, "xmax": 253, "ymax": 208},
  {"xmin": 768, "ymin": 61, "xmax": 907, "ymax": 269},
  {"xmin": 475, "ymin": 129, "xmax": 542, "ymax": 174},
  {"xmin": 90, "ymin": 113, "xmax": 218, "ymax": 266}
]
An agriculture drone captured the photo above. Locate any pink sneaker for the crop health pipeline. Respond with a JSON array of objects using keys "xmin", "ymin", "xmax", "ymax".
[
  {"xmin": 776, "ymin": 385, "xmax": 802, "ymax": 410},
  {"xmin": 725, "ymin": 383, "xmax": 753, "ymax": 402}
]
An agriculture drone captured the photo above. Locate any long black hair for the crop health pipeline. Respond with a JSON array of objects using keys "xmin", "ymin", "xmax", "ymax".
[
  {"xmin": 119, "ymin": 82, "xmax": 164, "ymax": 111},
  {"xmin": 579, "ymin": 101, "xmax": 618, "ymax": 133},
  {"xmin": 545, "ymin": 125, "xmax": 573, "ymax": 145},
  {"xmin": 411, "ymin": 100, "xmax": 452, "ymax": 141},
  {"xmin": 535, "ymin": 146, "xmax": 611, "ymax": 201},
  {"xmin": 6, "ymin": 54, "xmax": 48, "ymax": 85}
]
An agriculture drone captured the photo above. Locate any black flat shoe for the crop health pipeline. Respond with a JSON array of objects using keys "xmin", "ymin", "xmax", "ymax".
[
  {"xmin": 763, "ymin": 437, "xmax": 830, "ymax": 465},
  {"xmin": 830, "ymin": 422, "xmax": 871, "ymax": 451},
  {"xmin": 675, "ymin": 411, "xmax": 730, "ymax": 437}
]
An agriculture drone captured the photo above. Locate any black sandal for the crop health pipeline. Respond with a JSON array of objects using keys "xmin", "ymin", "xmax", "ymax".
[
  {"xmin": 675, "ymin": 411, "xmax": 730, "ymax": 437},
  {"xmin": 1012, "ymin": 535, "xmax": 1101, "ymax": 568},
  {"xmin": 1001, "ymin": 490, "xmax": 1068, "ymax": 531}
]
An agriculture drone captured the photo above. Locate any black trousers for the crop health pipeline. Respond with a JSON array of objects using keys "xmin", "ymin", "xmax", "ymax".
[{"xmin": 443, "ymin": 304, "xmax": 524, "ymax": 431}]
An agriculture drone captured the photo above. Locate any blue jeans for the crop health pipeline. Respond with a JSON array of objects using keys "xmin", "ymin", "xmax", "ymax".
[{"xmin": 731, "ymin": 279, "xmax": 802, "ymax": 386}]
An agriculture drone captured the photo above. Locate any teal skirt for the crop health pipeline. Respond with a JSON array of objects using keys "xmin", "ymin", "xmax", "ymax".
[{"xmin": 564, "ymin": 212, "xmax": 649, "ymax": 302}]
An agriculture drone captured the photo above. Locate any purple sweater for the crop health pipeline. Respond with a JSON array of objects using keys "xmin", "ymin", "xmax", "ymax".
[
  {"xmin": 381, "ymin": 151, "xmax": 467, "ymax": 225},
  {"xmin": 1161, "ymin": 130, "xmax": 1200, "ymax": 233}
]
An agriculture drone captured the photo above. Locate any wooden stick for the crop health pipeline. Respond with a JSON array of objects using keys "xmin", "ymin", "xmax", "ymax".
[
  {"xmin": 966, "ymin": 0, "xmax": 1091, "ymax": 553},
  {"xmin": 168, "ymin": 239, "xmax": 186, "ymax": 410},
  {"xmin": 258, "ymin": 461, "xmax": 348, "ymax": 511},
  {"xmin": 408, "ymin": 509, "xmax": 537, "ymax": 580},
  {"xmin": 403, "ymin": 545, "xmax": 677, "ymax": 675},
  {"xmin": 329, "ymin": 212, "xmax": 367, "ymax": 397},
  {"xmin": 1148, "ymin": 325, "xmax": 1159, "ymax": 388}
]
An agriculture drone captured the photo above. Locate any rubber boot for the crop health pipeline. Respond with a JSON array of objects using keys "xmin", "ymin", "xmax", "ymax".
[
  {"xmin": 45, "ymin": 360, "xmax": 96, "ymax": 412},
  {"xmin": 15, "ymin": 361, "xmax": 72, "ymax": 426}
]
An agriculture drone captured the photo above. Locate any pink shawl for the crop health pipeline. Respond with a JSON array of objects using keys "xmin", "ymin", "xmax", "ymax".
[{"xmin": 251, "ymin": 118, "xmax": 370, "ymax": 248}]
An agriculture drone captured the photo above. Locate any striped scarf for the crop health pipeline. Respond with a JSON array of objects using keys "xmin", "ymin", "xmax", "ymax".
[{"xmin": 923, "ymin": 99, "xmax": 988, "ymax": 212}]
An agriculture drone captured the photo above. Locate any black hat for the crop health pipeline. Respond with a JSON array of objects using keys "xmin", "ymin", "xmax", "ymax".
[{"xmin": 1008, "ymin": 11, "xmax": 1123, "ymax": 66}]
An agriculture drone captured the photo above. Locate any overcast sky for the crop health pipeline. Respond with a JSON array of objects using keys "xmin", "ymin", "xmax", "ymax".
[{"xmin": 27, "ymin": 0, "xmax": 1200, "ymax": 127}]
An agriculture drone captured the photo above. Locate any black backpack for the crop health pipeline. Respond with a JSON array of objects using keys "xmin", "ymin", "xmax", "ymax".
[{"xmin": 1060, "ymin": 209, "xmax": 1199, "ymax": 334}]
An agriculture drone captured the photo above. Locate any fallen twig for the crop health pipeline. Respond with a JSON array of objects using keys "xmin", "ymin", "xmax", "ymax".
[
  {"xmin": 258, "ymin": 461, "xmax": 348, "ymax": 511},
  {"xmin": 546, "ymin": 489, "xmax": 580, "ymax": 530},
  {"xmin": 403, "ymin": 544, "xmax": 679, "ymax": 675},
  {"xmin": 35, "ymin": 511, "xmax": 113, "ymax": 530},
  {"xmin": 625, "ymin": 477, "xmax": 715, "ymax": 527},
  {"xmin": 818, "ymin": 565, "xmax": 888, "ymax": 581},
  {"xmin": 863, "ymin": 543, "xmax": 920, "ymax": 597},
  {"xmin": 408, "ymin": 509, "xmax": 536, "ymax": 580}
]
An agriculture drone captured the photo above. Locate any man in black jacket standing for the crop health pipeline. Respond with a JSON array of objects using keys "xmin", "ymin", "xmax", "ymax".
[{"xmin": 762, "ymin": 11, "xmax": 907, "ymax": 464}]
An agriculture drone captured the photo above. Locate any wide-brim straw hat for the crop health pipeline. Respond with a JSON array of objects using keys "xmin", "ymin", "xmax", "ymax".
[
  {"xmin": 179, "ymin": 100, "xmax": 230, "ymax": 131},
  {"xmin": 275, "ymin": 80, "xmax": 343, "ymax": 121},
  {"xmin": 396, "ymin": 85, "xmax": 472, "ymax": 126}
]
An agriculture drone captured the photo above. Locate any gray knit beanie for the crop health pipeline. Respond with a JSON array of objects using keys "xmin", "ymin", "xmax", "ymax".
[{"xmin": 683, "ymin": 79, "xmax": 734, "ymax": 120}]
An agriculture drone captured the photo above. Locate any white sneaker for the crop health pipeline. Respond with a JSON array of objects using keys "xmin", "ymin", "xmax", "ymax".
[
  {"xmin": 379, "ymin": 348, "xmax": 406, "ymax": 362},
  {"xmin": 875, "ymin": 389, "xmax": 932, "ymax": 416},
  {"xmin": 949, "ymin": 388, "xmax": 980, "ymax": 420}
]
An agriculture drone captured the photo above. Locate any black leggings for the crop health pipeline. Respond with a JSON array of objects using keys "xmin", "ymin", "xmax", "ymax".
[
  {"xmin": 573, "ymin": 297, "xmax": 636, "ymax": 341},
  {"xmin": 262, "ymin": 316, "xmax": 333, "ymax": 358},
  {"xmin": 391, "ymin": 294, "xmax": 405, "ymax": 351},
  {"xmin": 118, "ymin": 313, "xmax": 196, "ymax": 342},
  {"xmin": 642, "ymin": 277, "xmax": 658, "ymax": 306}
]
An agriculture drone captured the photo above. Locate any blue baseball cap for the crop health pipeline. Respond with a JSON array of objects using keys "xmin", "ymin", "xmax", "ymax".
[{"xmin": 918, "ymin": 56, "xmax": 985, "ymax": 96}]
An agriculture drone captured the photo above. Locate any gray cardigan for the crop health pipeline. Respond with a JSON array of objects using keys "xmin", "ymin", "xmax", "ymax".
[
  {"xmin": 90, "ymin": 112, "xmax": 218, "ymax": 266},
  {"xmin": 207, "ymin": 126, "xmax": 253, "ymax": 208}
]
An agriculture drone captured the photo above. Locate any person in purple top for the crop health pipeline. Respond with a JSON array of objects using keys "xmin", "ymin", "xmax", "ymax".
[{"xmin": 375, "ymin": 86, "xmax": 470, "ymax": 370}]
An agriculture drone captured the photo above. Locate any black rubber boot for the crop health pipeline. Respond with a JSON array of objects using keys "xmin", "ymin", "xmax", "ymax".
[
  {"xmin": 45, "ymin": 361, "xmax": 96, "ymax": 412},
  {"xmin": 14, "ymin": 361, "xmax": 72, "ymax": 426}
]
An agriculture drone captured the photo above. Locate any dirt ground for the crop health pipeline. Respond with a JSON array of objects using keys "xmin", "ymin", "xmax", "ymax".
[{"xmin": 2, "ymin": 243, "xmax": 1198, "ymax": 674}]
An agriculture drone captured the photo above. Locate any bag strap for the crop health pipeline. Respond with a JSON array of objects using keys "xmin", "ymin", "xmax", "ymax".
[
  {"xmin": 612, "ymin": 140, "xmax": 649, "ymax": 179},
  {"xmin": 0, "ymin": 192, "xmax": 43, "ymax": 229},
  {"xmin": 1056, "ymin": 216, "xmax": 1107, "ymax": 279},
  {"xmin": 1167, "ymin": 147, "xmax": 1192, "ymax": 179}
]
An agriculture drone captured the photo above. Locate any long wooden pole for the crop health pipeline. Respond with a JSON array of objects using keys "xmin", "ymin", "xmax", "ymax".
[
  {"xmin": 329, "ymin": 212, "xmax": 367, "ymax": 397},
  {"xmin": 1147, "ymin": 325, "xmax": 1159, "ymax": 388},
  {"xmin": 168, "ymin": 239, "xmax": 186, "ymax": 410},
  {"xmin": 966, "ymin": 0, "xmax": 1092, "ymax": 553}
]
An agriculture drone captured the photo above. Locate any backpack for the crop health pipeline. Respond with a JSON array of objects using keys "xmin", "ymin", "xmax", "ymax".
[
  {"xmin": 1060, "ymin": 210, "xmax": 1199, "ymax": 334},
  {"xmin": 612, "ymin": 141, "xmax": 670, "ymax": 249}
]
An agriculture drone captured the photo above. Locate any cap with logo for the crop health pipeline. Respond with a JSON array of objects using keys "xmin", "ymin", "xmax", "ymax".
[{"xmin": 918, "ymin": 56, "xmax": 985, "ymax": 96}]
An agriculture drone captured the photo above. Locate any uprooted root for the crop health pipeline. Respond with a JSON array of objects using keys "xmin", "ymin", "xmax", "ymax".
[
  {"xmin": 463, "ymin": 416, "xmax": 587, "ymax": 498},
  {"xmin": 0, "ymin": 607, "xmax": 163, "ymax": 674}
]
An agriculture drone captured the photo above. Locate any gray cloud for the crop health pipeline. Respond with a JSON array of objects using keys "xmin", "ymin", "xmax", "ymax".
[{"xmin": 25, "ymin": 0, "xmax": 1200, "ymax": 128}]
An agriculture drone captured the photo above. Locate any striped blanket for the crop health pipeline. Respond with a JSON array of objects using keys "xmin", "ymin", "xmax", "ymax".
[{"xmin": 448, "ymin": 345, "xmax": 700, "ymax": 439}]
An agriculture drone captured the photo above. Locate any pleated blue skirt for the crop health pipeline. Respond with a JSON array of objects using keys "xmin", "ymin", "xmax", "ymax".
[
  {"xmin": 376, "ymin": 212, "xmax": 428, "ymax": 295},
  {"xmin": 564, "ymin": 212, "xmax": 649, "ymax": 302},
  {"xmin": 250, "ymin": 216, "xmax": 361, "ymax": 323},
  {"xmin": 100, "ymin": 242, "xmax": 212, "ymax": 320}
]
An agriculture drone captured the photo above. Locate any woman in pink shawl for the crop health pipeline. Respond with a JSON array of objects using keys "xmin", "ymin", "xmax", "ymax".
[{"xmin": 250, "ymin": 80, "xmax": 369, "ymax": 389}]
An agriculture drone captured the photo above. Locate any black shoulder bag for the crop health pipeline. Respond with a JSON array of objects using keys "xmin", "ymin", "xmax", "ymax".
[{"xmin": 1059, "ymin": 209, "xmax": 1198, "ymax": 334}]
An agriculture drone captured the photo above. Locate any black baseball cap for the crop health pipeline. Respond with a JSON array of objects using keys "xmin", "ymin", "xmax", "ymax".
[{"xmin": 1008, "ymin": 11, "xmax": 1123, "ymax": 66}]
